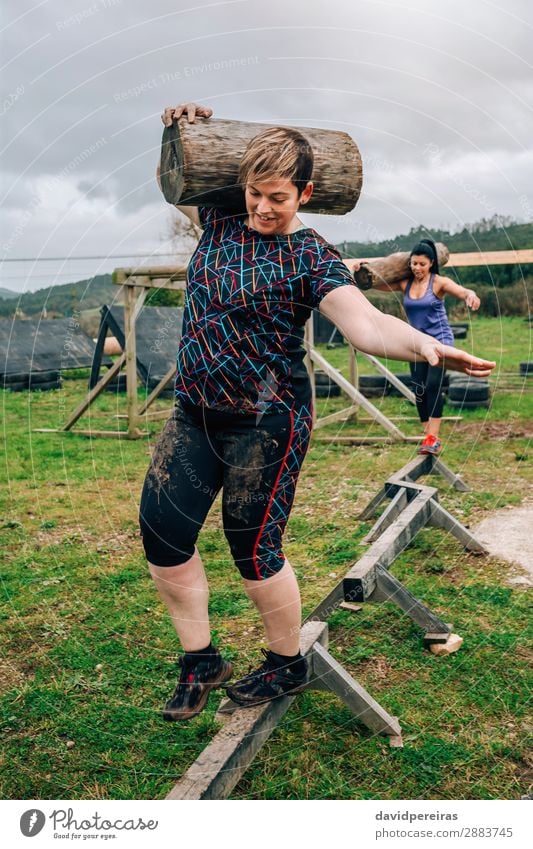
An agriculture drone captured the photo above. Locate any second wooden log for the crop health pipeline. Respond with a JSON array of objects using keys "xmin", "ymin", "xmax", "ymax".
[{"xmin": 353, "ymin": 243, "xmax": 450, "ymax": 290}]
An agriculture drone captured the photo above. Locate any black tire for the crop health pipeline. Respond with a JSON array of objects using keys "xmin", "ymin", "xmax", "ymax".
[
  {"xmin": 145, "ymin": 377, "xmax": 175, "ymax": 399},
  {"xmin": 316, "ymin": 385, "xmax": 341, "ymax": 398},
  {"xmin": 447, "ymin": 398, "xmax": 491, "ymax": 410},
  {"xmin": 30, "ymin": 379, "xmax": 62, "ymax": 391},
  {"xmin": 2, "ymin": 372, "xmax": 29, "ymax": 386},
  {"xmin": 316, "ymin": 379, "xmax": 341, "ymax": 398},
  {"xmin": 359, "ymin": 374, "xmax": 390, "ymax": 398},
  {"xmin": 359, "ymin": 374, "xmax": 388, "ymax": 389},
  {"xmin": 452, "ymin": 327, "xmax": 468, "ymax": 340},
  {"xmin": 519, "ymin": 362, "xmax": 533, "ymax": 376},
  {"xmin": 387, "ymin": 373, "xmax": 413, "ymax": 396},
  {"xmin": 448, "ymin": 382, "xmax": 490, "ymax": 403},
  {"xmin": 28, "ymin": 371, "xmax": 60, "ymax": 387},
  {"xmin": 314, "ymin": 370, "xmax": 341, "ymax": 397},
  {"xmin": 105, "ymin": 373, "xmax": 128, "ymax": 393},
  {"xmin": 447, "ymin": 371, "xmax": 467, "ymax": 385},
  {"xmin": 314, "ymin": 371, "xmax": 333, "ymax": 386},
  {"xmin": 3, "ymin": 380, "xmax": 28, "ymax": 391}
]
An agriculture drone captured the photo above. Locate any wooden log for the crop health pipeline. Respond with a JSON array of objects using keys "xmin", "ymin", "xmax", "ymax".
[
  {"xmin": 159, "ymin": 116, "xmax": 362, "ymax": 214},
  {"xmin": 353, "ymin": 243, "xmax": 450, "ymax": 290}
]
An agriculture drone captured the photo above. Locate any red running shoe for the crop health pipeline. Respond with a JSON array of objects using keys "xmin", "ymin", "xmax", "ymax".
[{"xmin": 417, "ymin": 434, "xmax": 442, "ymax": 455}]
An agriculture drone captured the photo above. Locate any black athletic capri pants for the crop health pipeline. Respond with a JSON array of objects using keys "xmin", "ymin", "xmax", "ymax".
[
  {"xmin": 139, "ymin": 398, "xmax": 313, "ymax": 581},
  {"xmin": 409, "ymin": 361, "xmax": 446, "ymax": 422}
]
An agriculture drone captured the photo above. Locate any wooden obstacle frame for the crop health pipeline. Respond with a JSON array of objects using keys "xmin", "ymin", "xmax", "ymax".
[
  {"xmin": 36, "ymin": 248, "xmax": 532, "ymax": 442},
  {"xmin": 39, "ymin": 267, "xmax": 423, "ymax": 441},
  {"xmin": 165, "ymin": 452, "xmax": 487, "ymax": 799}
]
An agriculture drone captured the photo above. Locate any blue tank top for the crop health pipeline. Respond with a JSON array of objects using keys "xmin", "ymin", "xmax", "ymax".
[{"xmin": 403, "ymin": 273, "xmax": 454, "ymax": 346}]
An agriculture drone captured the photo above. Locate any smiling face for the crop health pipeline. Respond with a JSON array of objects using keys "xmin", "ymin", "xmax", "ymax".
[
  {"xmin": 410, "ymin": 253, "xmax": 433, "ymax": 281},
  {"xmin": 244, "ymin": 176, "xmax": 313, "ymax": 235}
]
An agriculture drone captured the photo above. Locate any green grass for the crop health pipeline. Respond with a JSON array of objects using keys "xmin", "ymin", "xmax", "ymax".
[{"xmin": 1, "ymin": 317, "xmax": 532, "ymax": 800}]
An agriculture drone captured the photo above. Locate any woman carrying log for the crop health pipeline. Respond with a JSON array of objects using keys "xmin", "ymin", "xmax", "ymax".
[
  {"xmin": 139, "ymin": 102, "xmax": 493, "ymax": 721},
  {"xmin": 350, "ymin": 239, "xmax": 481, "ymax": 455}
]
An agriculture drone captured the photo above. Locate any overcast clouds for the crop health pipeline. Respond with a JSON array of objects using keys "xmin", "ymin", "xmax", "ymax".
[{"xmin": 1, "ymin": 0, "xmax": 532, "ymax": 293}]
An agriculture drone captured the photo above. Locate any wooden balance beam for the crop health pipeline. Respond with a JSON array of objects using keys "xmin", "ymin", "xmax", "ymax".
[
  {"xmin": 306, "ymin": 454, "xmax": 486, "ymax": 650},
  {"xmin": 165, "ymin": 620, "xmax": 402, "ymax": 800}
]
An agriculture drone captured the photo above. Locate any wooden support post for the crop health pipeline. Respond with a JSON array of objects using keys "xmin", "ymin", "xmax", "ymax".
[
  {"xmin": 344, "ymin": 491, "xmax": 436, "ymax": 601},
  {"xmin": 304, "ymin": 583, "xmax": 345, "ymax": 625},
  {"xmin": 310, "ymin": 642, "xmax": 403, "ymax": 745},
  {"xmin": 312, "ymin": 405, "xmax": 359, "ymax": 430},
  {"xmin": 348, "ymin": 344, "xmax": 358, "ymax": 420},
  {"xmin": 309, "ymin": 347, "xmax": 406, "ymax": 440},
  {"xmin": 362, "ymin": 487, "xmax": 410, "ymax": 543},
  {"xmin": 360, "ymin": 352, "xmax": 416, "ymax": 405},
  {"xmin": 371, "ymin": 566, "xmax": 452, "ymax": 640},
  {"xmin": 358, "ymin": 486, "xmax": 389, "ymax": 520},
  {"xmin": 429, "ymin": 457, "xmax": 470, "ymax": 492},
  {"xmin": 358, "ymin": 455, "xmax": 471, "ymax": 520},
  {"xmin": 123, "ymin": 284, "xmax": 145, "ymax": 439},
  {"xmin": 138, "ymin": 363, "xmax": 176, "ymax": 415},
  {"xmin": 427, "ymin": 500, "xmax": 487, "ymax": 553},
  {"xmin": 61, "ymin": 353, "xmax": 126, "ymax": 431}
]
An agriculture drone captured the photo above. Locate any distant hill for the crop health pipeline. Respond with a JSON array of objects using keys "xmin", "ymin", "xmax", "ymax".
[
  {"xmin": 0, "ymin": 287, "xmax": 19, "ymax": 299},
  {"xmin": 335, "ymin": 216, "xmax": 533, "ymax": 288},
  {"xmin": 0, "ymin": 273, "xmax": 121, "ymax": 318}
]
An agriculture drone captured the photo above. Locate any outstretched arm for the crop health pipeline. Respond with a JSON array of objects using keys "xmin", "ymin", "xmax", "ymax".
[
  {"xmin": 435, "ymin": 275, "xmax": 480, "ymax": 310},
  {"xmin": 320, "ymin": 284, "xmax": 494, "ymax": 377}
]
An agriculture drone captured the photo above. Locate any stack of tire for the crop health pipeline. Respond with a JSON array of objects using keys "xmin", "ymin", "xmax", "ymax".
[
  {"xmin": 2, "ymin": 371, "xmax": 62, "ymax": 391},
  {"xmin": 104, "ymin": 372, "xmax": 127, "ymax": 393},
  {"xmin": 446, "ymin": 372, "xmax": 491, "ymax": 410},
  {"xmin": 314, "ymin": 370, "xmax": 341, "ymax": 398},
  {"xmin": 450, "ymin": 323, "xmax": 469, "ymax": 340},
  {"xmin": 104, "ymin": 374, "xmax": 176, "ymax": 397},
  {"xmin": 358, "ymin": 374, "xmax": 390, "ymax": 398},
  {"xmin": 145, "ymin": 375, "xmax": 175, "ymax": 400}
]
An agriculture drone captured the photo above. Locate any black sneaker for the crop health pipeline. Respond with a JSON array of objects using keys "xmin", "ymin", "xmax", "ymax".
[
  {"xmin": 162, "ymin": 650, "xmax": 233, "ymax": 721},
  {"xmin": 224, "ymin": 649, "xmax": 308, "ymax": 707}
]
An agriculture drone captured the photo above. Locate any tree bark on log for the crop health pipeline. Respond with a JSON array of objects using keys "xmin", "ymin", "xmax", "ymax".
[
  {"xmin": 160, "ymin": 117, "xmax": 362, "ymax": 215},
  {"xmin": 353, "ymin": 244, "xmax": 450, "ymax": 290}
]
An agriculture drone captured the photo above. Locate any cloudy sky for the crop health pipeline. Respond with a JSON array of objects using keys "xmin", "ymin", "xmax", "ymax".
[{"xmin": 1, "ymin": 0, "xmax": 531, "ymax": 293}]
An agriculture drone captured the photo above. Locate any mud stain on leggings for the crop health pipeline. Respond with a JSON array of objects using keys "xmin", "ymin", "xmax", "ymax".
[
  {"xmin": 223, "ymin": 429, "xmax": 273, "ymax": 521},
  {"xmin": 146, "ymin": 417, "xmax": 193, "ymax": 496}
]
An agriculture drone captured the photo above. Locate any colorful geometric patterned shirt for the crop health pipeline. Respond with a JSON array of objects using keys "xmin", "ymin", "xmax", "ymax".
[{"xmin": 174, "ymin": 206, "xmax": 357, "ymax": 413}]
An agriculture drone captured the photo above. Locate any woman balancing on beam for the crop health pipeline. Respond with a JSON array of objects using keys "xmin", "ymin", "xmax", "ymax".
[
  {"xmin": 349, "ymin": 240, "xmax": 481, "ymax": 455},
  {"xmin": 139, "ymin": 102, "xmax": 494, "ymax": 721}
]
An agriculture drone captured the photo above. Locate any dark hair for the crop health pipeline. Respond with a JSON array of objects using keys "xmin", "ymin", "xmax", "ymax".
[{"xmin": 409, "ymin": 238, "xmax": 440, "ymax": 274}]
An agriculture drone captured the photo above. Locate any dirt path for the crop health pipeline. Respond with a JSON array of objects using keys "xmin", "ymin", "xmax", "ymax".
[{"xmin": 473, "ymin": 504, "xmax": 533, "ymax": 587}]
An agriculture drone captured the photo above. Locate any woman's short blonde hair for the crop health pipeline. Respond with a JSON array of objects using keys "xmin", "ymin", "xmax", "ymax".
[{"xmin": 238, "ymin": 127, "xmax": 314, "ymax": 196}]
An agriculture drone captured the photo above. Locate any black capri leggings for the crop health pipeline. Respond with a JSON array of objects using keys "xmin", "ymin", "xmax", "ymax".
[
  {"xmin": 139, "ymin": 399, "xmax": 313, "ymax": 581},
  {"xmin": 409, "ymin": 361, "xmax": 446, "ymax": 422}
]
